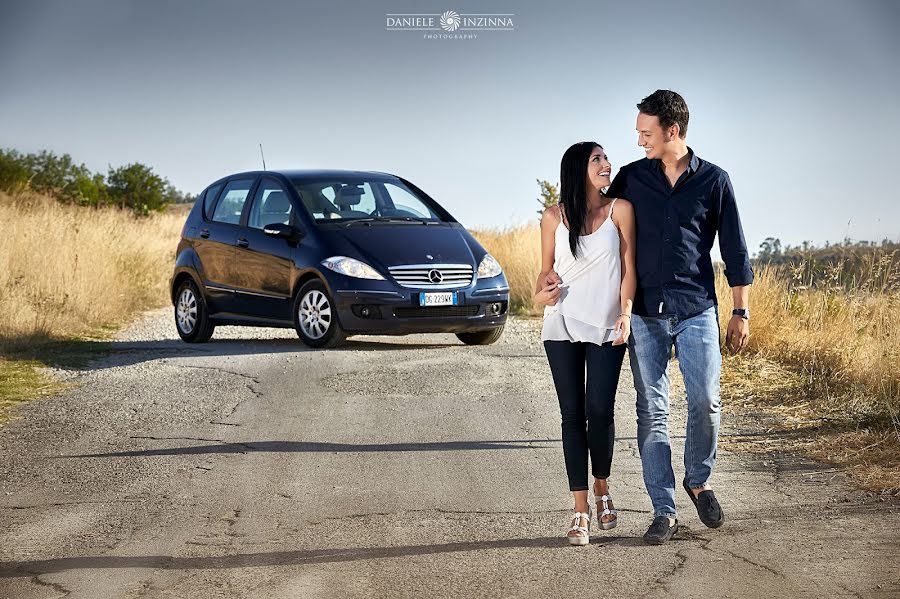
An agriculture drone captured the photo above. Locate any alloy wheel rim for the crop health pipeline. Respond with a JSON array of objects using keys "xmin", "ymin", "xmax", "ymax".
[
  {"xmin": 299, "ymin": 290, "xmax": 332, "ymax": 340},
  {"xmin": 177, "ymin": 288, "xmax": 198, "ymax": 334}
]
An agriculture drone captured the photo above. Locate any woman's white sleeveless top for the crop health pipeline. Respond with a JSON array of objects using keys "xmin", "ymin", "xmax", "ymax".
[{"xmin": 541, "ymin": 199, "xmax": 621, "ymax": 345}]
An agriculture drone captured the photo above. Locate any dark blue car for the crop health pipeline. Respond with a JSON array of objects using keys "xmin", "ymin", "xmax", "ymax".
[{"xmin": 170, "ymin": 170, "xmax": 509, "ymax": 348}]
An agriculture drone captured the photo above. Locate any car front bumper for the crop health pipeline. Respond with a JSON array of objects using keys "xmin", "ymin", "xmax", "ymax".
[{"xmin": 325, "ymin": 273, "xmax": 510, "ymax": 335}]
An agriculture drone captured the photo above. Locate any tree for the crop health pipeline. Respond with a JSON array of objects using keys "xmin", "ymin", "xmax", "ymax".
[
  {"xmin": 71, "ymin": 171, "xmax": 109, "ymax": 207},
  {"xmin": 107, "ymin": 163, "xmax": 168, "ymax": 215},
  {"xmin": 756, "ymin": 237, "xmax": 783, "ymax": 262},
  {"xmin": 1, "ymin": 147, "xmax": 194, "ymax": 215},
  {"xmin": 162, "ymin": 182, "xmax": 196, "ymax": 205},
  {"xmin": 0, "ymin": 149, "xmax": 31, "ymax": 192},
  {"xmin": 536, "ymin": 179, "xmax": 559, "ymax": 216},
  {"xmin": 28, "ymin": 150, "xmax": 77, "ymax": 196}
]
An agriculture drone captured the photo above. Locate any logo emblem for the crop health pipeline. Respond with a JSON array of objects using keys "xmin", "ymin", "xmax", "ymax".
[
  {"xmin": 428, "ymin": 269, "xmax": 444, "ymax": 284},
  {"xmin": 440, "ymin": 11, "xmax": 461, "ymax": 31}
]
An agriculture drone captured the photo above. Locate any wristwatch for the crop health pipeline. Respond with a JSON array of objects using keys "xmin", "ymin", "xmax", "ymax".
[{"xmin": 732, "ymin": 308, "xmax": 750, "ymax": 320}]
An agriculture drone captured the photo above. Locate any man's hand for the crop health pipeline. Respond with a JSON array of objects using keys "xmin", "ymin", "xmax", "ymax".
[{"xmin": 726, "ymin": 315, "xmax": 749, "ymax": 354}]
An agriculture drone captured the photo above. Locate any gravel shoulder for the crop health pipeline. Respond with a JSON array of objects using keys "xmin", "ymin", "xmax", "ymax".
[{"xmin": 1, "ymin": 308, "xmax": 898, "ymax": 598}]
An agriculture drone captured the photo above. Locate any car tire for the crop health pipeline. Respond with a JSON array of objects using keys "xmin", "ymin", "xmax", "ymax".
[
  {"xmin": 175, "ymin": 279, "xmax": 215, "ymax": 343},
  {"xmin": 456, "ymin": 326, "xmax": 504, "ymax": 346},
  {"xmin": 294, "ymin": 279, "xmax": 347, "ymax": 348}
]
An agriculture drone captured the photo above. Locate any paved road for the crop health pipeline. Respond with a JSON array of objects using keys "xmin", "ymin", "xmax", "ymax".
[{"xmin": 1, "ymin": 309, "xmax": 898, "ymax": 598}]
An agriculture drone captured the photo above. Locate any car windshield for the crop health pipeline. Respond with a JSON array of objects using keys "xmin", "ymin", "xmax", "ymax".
[{"xmin": 291, "ymin": 176, "xmax": 446, "ymax": 223}]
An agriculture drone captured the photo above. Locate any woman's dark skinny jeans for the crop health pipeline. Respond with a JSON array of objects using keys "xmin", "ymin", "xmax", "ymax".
[{"xmin": 543, "ymin": 339, "xmax": 627, "ymax": 491}]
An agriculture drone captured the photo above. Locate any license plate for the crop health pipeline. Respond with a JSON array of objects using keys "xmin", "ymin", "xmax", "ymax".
[{"xmin": 419, "ymin": 292, "xmax": 457, "ymax": 306}]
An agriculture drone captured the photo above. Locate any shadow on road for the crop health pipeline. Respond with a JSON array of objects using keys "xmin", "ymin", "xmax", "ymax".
[
  {"xmin": 0, "ymin": 534, "xmax": 686, "ymax": 576},
  {"xmin": 67, "ymin": 437, "xmax": 700, "ymax": 459},
  {"xmin": 65, "ymin": 438, "xmax": 564, "ymax": 458},
  {"xmin": 1, "ymin": 335, "xmax": 461, "ymax": 373}
]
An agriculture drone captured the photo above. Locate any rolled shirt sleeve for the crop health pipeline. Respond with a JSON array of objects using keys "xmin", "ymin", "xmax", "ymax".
[{"xmin": 717, "ymin": 173, "xmax": 754, "ymax": 287}]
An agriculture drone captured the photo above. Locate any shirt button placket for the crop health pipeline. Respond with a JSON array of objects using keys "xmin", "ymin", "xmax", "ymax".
[{"xmin": 661, "ymin": 195, "xmax": 673, "ymax": 315}]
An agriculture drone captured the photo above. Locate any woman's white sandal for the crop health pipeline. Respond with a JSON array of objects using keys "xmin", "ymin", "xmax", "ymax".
[
  {"xmin": 596, "ymin": 494, "xmax": 618, "ymax": 530},
  {"xmin": 567, "ymin": 507, "xmax": 592, "ymax": 546}
]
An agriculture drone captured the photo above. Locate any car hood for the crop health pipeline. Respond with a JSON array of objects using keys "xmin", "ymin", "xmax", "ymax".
[{"xmin": 327, "ymin": 224, "xmax": 478, "ymax": 270}]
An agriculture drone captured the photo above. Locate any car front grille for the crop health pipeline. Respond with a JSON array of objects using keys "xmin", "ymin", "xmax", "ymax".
[
  {"xmin": 393, "ymin": 305, "xmax": 480, "ymax": 318},
  {"xmin": 388, "ymin": 264, "xmax": 474, "ymax": 289}
]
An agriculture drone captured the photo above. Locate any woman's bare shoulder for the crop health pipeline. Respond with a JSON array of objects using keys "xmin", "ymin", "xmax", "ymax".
[
  {"xmin": 611, "ymin": 198, "xmax": 634, "ymax": 218},
  {"xmin": 541, "ymin": 204, "xmax": 562, "ymax": 226}
]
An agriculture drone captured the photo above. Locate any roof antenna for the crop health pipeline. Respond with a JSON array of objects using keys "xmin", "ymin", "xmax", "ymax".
[{"xmin": 259, "ymin": 143, "xmax": 267, "ymax": 170}]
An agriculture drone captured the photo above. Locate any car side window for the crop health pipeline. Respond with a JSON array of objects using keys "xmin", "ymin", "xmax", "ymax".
[
  {"xmin": 211, "ymin": 179, "xmax": 254, "ymax": 225},
  {"xmin": 248, "ymin": 179, "xmax": 294, "ymax": 230},
  {"xmin": 202, "ymin": 183, "xmax": 224, "ymax": 220}
]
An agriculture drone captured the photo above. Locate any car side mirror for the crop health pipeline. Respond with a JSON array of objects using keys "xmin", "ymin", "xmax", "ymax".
[
  {"xmin": 263, "ymin": 223, "xmax": 293, "ymax": 238},
  {"xmin": 264, "ymin": 222, "xmax": 306, "ymax": 244}
]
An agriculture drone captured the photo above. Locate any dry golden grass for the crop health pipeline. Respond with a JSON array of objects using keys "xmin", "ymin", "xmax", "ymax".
[
  {"xmin": 0, "ymin": 191, "xmax": 183, "ymax": 349},
  {"xmin": 471, "ymin": 224, "xmax": 542, "ymax": 315},
  {"xmin": 715, "ymin": 265, "xmax": 899, "ymax": 428},
  {"xmin": 715, "ymin": 265, "xmax": 900, "ymax": 493}
]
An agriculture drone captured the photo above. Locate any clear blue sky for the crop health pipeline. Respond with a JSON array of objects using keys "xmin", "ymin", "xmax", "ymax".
[{"xmin": 2, "ymin": 0, "xmax": 898, "ymax": 255}]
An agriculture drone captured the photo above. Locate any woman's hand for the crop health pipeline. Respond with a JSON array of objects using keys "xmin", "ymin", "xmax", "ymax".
[
  {"xmin": 534, "ymin": 281, "xmax": 562, "ymax": 307},
  {"xmin": 611, "ymin": 313, "xmax": 631, "ymax": 346},
  {"xmin": 541, "ymin": 269, "xmax": 562, "ymax": 288}
]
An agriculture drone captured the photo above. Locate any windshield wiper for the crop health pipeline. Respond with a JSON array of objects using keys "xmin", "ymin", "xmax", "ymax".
[{"xmin": 342, "ymin": 216, "xmax": 437, "ymax": 227}]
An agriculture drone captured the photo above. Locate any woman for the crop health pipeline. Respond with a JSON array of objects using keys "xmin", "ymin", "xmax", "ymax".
[{"xmin": 534, "ymin": 142, "xmax": 636, "ymax": 545}]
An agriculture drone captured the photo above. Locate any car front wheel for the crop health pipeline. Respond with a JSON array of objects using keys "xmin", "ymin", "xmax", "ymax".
[
  {"xmin": 294, "ymin": 280, "xmax": 346, "ymax": 348},
  {"xmin": 456, "ymin": 326, "xmax": 504, "ymax": 346},
  {"xmin": 175, "ymin": 279, "xmax": 215, "ymax": 343}
]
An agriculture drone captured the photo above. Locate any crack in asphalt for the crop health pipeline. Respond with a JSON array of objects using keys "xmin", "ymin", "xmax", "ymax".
[
  {"xmin": 833, "ymin": 580, "xmax": 866, "ymax": 599},
  {"xmin": 641, "ymin": 544, "xmax": 692, "ymax": 599},
  {"xmin": 684, "ymin": 527, "xmax": 789, "ymax": 581},
  {"xmin": 642, "ymin": 528, "xmax": 792, "ymax": 595},
  {"xmin": 27, "ymin": 572, "xmax": 71, "ymax": 598},
  {"xmin": 636, "ymin": 527, "xmax": 717, "ymax": 598},
  {"xmin": 177, "ymin": 364, "xmax": 265, "ymax": 404},
  {"xmin": 720, "ymin": 547, "xmax": 787, "ymax": 579}
]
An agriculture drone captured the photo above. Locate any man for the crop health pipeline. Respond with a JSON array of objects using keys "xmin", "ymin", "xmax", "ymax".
[{"xmin": 605, "ymin": 90, "xmax": 753, "ymax": 544}]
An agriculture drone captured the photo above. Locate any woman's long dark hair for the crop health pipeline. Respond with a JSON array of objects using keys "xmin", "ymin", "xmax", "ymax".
[{"xmin": 560, "ymin": 141, "xmax": 601, "ymax": 258}]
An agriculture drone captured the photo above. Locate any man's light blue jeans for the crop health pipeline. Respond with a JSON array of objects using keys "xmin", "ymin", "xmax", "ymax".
[{"xmin": 628, "ymin": 306, "xmax": 721, "ymax": 518}]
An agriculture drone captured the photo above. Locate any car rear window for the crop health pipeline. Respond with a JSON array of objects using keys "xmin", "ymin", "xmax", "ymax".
[
  {"xmin": 211, "ymin": 179, "xmax": 255, "ymax": 225},
  {"xmin": 202, "ymin": 183, "xmax": 224, "ymax": 220}
]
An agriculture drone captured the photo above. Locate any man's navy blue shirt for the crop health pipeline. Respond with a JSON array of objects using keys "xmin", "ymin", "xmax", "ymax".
[{"xmin": 606, "ymin": 148, "xmax": 753, "ymax": 320}]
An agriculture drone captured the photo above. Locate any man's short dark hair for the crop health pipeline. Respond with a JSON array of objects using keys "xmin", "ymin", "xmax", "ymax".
[{"xmin": 637, "ymin": 90, "xmax": 689, "ymax": 138}]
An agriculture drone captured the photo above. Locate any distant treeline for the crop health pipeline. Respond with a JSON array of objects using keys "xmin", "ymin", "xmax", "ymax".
[
  {"xmin": 755, "ymin": 237, "xmax": 900, "ymax": 293},
  {"xmin": 0, "ymin": 148, "xmax": 195, "ymax": 216}
]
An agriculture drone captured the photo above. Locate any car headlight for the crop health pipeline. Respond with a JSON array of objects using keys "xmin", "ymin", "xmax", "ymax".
[
  {"xmin": 321, "ymin": 256, "xmax": 385, "ymax": 280},
  {"xmin": 477, "ymin": 253, "xmax": 503, "ymax": 279}
]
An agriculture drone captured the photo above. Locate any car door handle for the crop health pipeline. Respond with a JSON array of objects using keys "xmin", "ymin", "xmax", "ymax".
[
  {"xmin": 199, "ymin": 228, "xmax": 210, "ymax": 238},
  {"xmin": 236, "ymin": 238, "xmax": 250, "ymax": 248}
]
